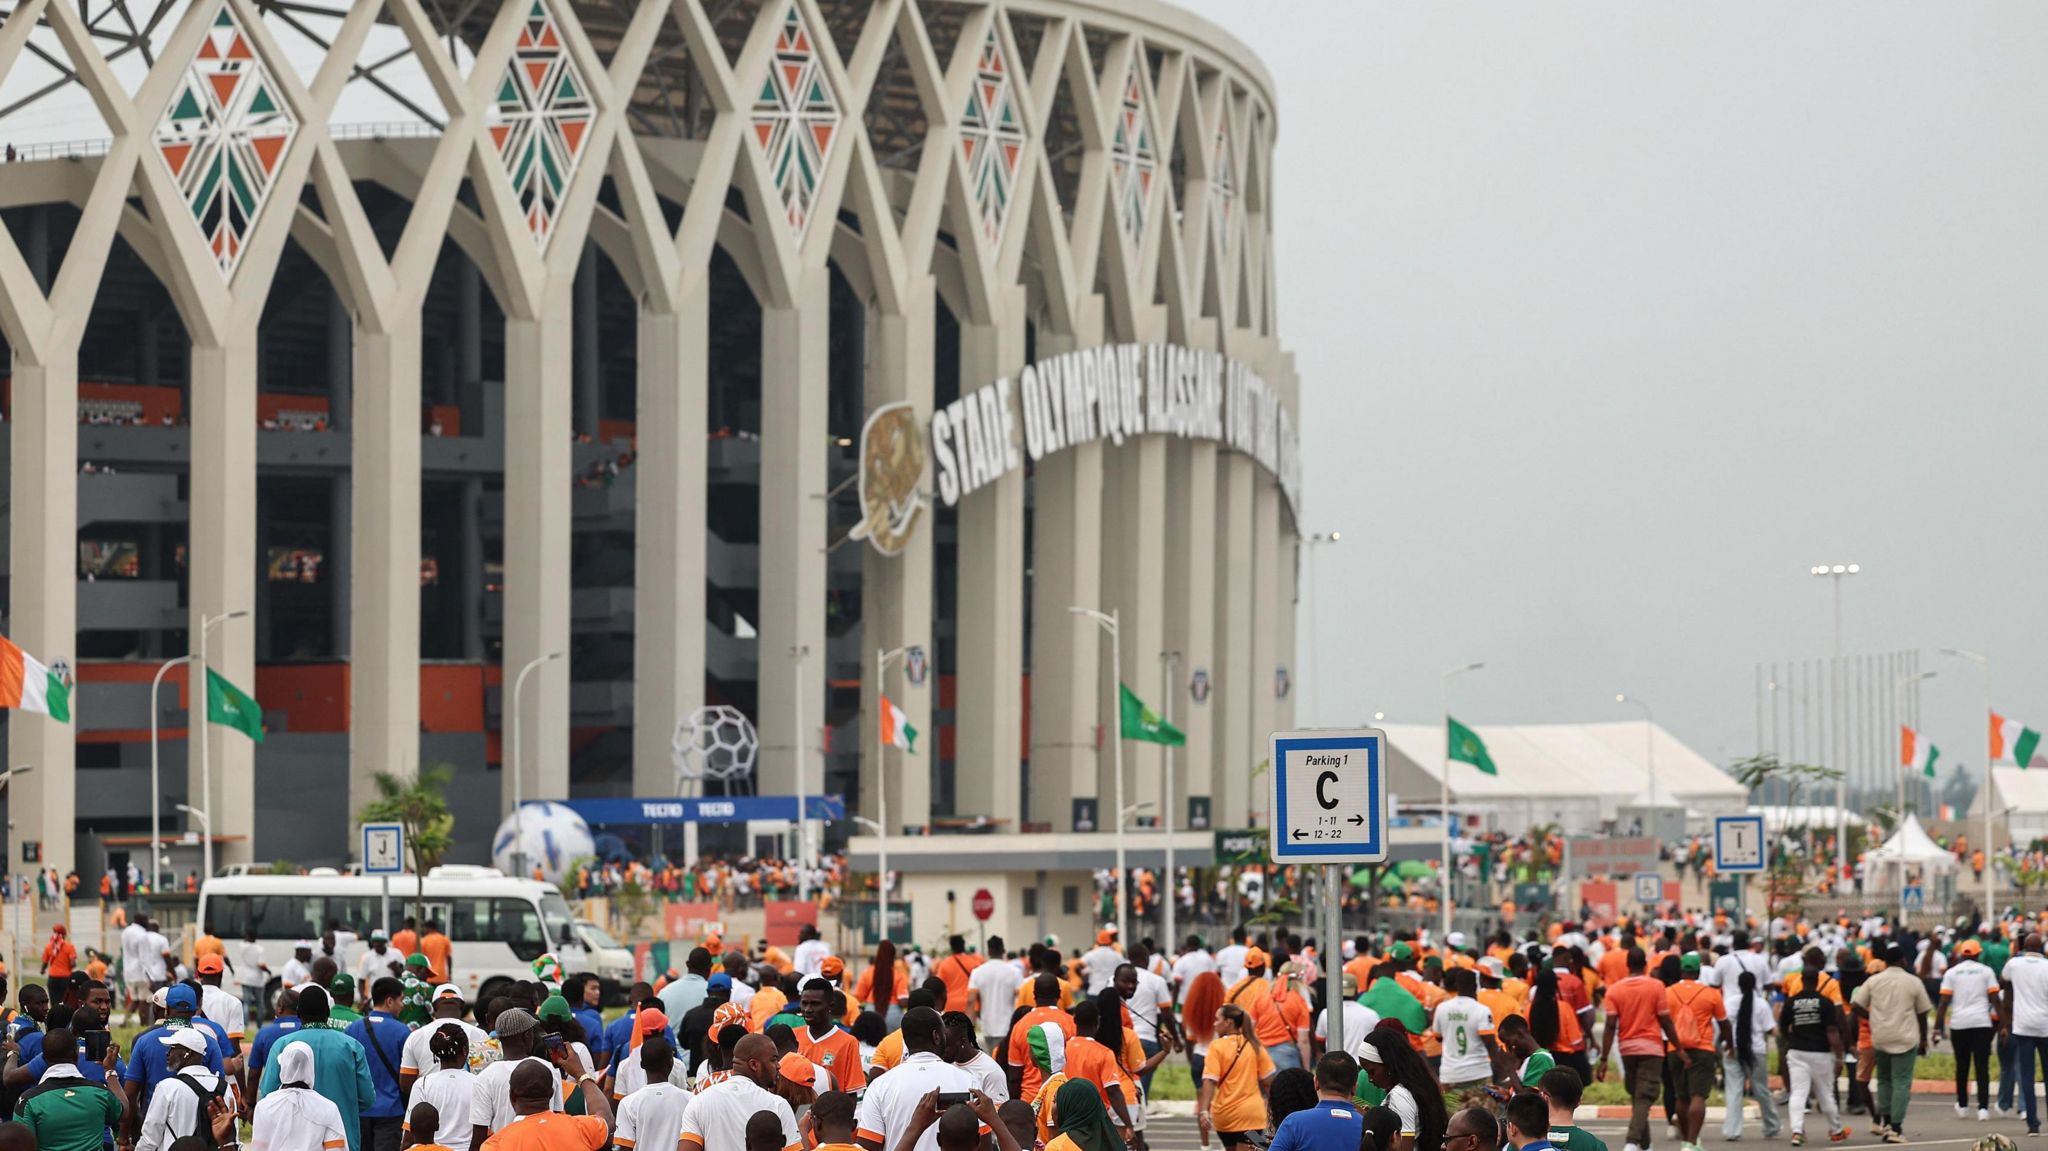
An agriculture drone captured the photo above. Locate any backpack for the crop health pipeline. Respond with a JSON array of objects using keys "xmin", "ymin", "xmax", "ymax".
[{"xmin": 171, "ymin": 1073, "xmax": 240, "ymax": 1149}]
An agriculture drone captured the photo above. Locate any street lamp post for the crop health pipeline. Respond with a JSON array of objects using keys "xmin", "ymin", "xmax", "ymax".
[
  {"xmin": 1159, "ymin": 650, "xmax": 1182, "ymax": 952},
  {"xmin": 1616, "ymin": 694, "xmax": 1657, "ymax": 805},
  {"xmin": 1811, "ymin": 564, "xmax": 1858, "ymax": 891},
  {"xmin": 791, "ymin": 644, "xmax": 812, "ymax": 900},
  {"xmin": 195, "ymin": 609, "xmax": 249, "ymax": 888},
  {"xmin": 1440, "ymin": 661, "xmax": 1483, "ymax": 939},
  {"xmin": 509, "ymin": 651, "xmax": 564, "ymax": 878},
  {"xmin": 1941, "ymin": 648, "xmax": 1994, "ymax": 918},
  {"xmin": 1302, "ymin": 532, "xmax": 1339, "ymax": 724},
  {"xmin": 873, "ymin": 644, "xmax": 925, "ymax": 946},
  {"xmin": 1072, "ymin": 607, "xmax": 1127, "ymax": 945},
  {"xmin": 150, "ymin": 655, "xmax": 197, "ymax": 892}
]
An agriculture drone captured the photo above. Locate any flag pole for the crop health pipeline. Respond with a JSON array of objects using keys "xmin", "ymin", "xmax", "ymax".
[
  {"xmin": 1440, "ymin": 663, "xmax": 1483, "ymax": 940},
  {"xmin": 1161, "ymin": 649, "xmax": 1181, "ymax": 956}
]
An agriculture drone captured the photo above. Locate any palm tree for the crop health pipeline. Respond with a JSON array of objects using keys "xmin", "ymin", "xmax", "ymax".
[{"xmin": 355, "ymin": 763, "xmax": 457, "ymax": 927}]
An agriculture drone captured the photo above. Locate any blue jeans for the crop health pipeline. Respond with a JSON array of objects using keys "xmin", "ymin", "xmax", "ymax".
[
  {"xmin": 242, "ymin": 983, "xmax": 267, "ymax": 1025},
  {"xmin": 1140, "ymin": 1038, "xmax": 1162, "ymax": 1097},
  {"xmin": 2015, "ymin": 1034, "xmax": 2048, "ymax": 1131},
  {"xmin": 1269, "ymin": 1040, "xmax": 1302, "ymax": 1071}
]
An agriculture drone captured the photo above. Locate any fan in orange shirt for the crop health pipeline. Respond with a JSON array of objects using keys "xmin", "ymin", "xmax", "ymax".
[
  {"xmin": 1059, "ymin": 998, "xmax": 1136, "ymax": 1127},
  {"xmin": 932, "ymin": 935, "xmax": 983, "ymax": 1013}
]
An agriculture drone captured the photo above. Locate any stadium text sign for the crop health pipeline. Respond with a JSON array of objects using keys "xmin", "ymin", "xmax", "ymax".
[{"xmin": 931, "ymin": 342, "xmax": 1302, "ymax": 515}]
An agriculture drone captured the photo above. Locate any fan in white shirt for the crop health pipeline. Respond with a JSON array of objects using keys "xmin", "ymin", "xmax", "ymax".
[
  {"xmin": 612, "ymin": 1042, "xmax": 694, "ymax": 1150},
  {"xmin": 855, "ymin": 1010, "xmax": 979, "ymax": 1151},
  {"xmin": 941, "ymin": 1012, "xmax": 1008, "ymax": 1102},
  {"xmin": 354, "ymin": 935, "xmax": 407, "ymax": 989},
  {"xmin": 250, "ymin": 1043, "xmax": 348, "ymax": 1151},
  {"xmin": 405, "ymin": 1020, "xmax": 481, "ymax": 1151},
  {"xmin": 1215, "ymin": 939, "xmax": 1250, "ymax": 987},
  {"xmin": 791, "ymin": 927, "xmax": 833, "ymax": 977},
  {"xmin": 966, "ymin": 948, "xmax": 1025, "ymax": 1045},
  {"xmin": 1171, "ymin": 943, "xmax": 1219, "ymax": 993},
  {"xmin": 679, "ymin": 1035, "xmax": 800, "ymax": 1151},
  {"xmin": 400, "ymin": 1005, "xmax": 493, "ymax": 1081}
]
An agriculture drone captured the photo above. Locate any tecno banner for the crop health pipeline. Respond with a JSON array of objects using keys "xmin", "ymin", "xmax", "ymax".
[{"xmin": 928, "ymin": 342, "xmax": 1302, "ymax": 515}]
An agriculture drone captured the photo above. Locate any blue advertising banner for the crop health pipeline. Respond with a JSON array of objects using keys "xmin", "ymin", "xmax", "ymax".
[{"xmin": 531, "ymin": 795, "xmax": 846, "ymax": 825}]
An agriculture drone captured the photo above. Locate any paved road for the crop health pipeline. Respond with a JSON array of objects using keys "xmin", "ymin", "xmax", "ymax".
[{"xmin": 1136, "ymin": 1105, "xmax": 2026, "ymax": 1151}]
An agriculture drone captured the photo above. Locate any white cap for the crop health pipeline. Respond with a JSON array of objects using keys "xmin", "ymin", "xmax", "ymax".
[
  {"xmin": 295, "ymin": 939, "xmax": 316, "ymax": 951},
  {"xmin": 432, "ymin": 984, "xmax": 463, "ymax": 1002},
  {"xmin": 161, "ymin": 1029, "xmax": 208, "ymax": 1055},
  {"xmin": 150, "ymin": 987, "xmax": 170, "ymax": 1008},
  {"xmin": 1445, "ymin": 931, "xmax": 1468, "ymax": 949}
]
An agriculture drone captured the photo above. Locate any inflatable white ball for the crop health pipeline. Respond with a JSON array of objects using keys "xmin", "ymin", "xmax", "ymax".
[{"xmin": 492, "ymin": 802, "xmax": 595, "ymax": 883}]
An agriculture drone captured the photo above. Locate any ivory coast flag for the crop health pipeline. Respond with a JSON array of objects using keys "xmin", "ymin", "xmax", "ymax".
[
  {"xmin": 1900, "ymin": 725, "xmax": 1938, "ymax": 779},
  {"xmin": 880, "ymin": 694, "xmax": 918, "ymax": 754},
  {"xmin": 1992, "ymin": 711, "xmax": 2042, "ymax": 767},
  {"xmin": 0, "ymin": 635, "xmax": 69, "ymax": 722}
]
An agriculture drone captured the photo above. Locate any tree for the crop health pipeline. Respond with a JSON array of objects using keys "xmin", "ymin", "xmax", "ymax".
[
  {"xmin": 1997, "ymin": 855, "xmax": 2048, "ymax": 904},
  {"xmin": 355, "ymin": 763, "xmax": 457, "ymax": 929}
]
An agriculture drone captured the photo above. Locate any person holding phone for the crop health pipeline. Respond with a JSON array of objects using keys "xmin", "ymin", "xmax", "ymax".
[{"xmin": 852, "ymin": 1007, "xmax": 978, "ymax": 1151}]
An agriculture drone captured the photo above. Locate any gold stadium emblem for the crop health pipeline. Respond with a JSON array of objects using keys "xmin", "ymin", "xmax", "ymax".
[{"xmin": 849, "ymin": 402, "xmax": 926, "ymax": 556}]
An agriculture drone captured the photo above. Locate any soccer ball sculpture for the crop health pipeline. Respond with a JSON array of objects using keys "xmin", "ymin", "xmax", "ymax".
[
  {"xmin": 672, "ymin": 705, "xmax": 760, "ymax": 794},
  {"xmin": 491, "ymin": 801, "xmax": 596, "ymax": 884}
]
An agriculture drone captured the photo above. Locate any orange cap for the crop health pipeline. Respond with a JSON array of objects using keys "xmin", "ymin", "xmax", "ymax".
[
  {"xmin": 821, "ymin": 956, "xmax": 845, "ymax": 977},
  {"xmin": 636, "ymin": 1006, "xmax": 669, "ymax": 1034},
  {"xmin": 1244, "ymin": 946, "xmax": 1270, "ymax": 970},
  {"xmin": 196, "ymin": 954, "xmax": 225, "ymax": 975},
  {"xmin": 777, "ymin": 1052, "xmax": 817, "ymax": 1088},
  {"xmin": 1097, "ymin": 929, "xmax": 1116, "ymax": 945}
]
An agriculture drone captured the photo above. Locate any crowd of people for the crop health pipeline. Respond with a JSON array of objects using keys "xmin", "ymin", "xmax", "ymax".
[{"xmin": 8, "ymin": 898, "xmax": 2048, "ymax": 1150}]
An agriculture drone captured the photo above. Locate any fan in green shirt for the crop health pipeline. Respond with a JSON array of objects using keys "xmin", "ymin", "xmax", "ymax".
[
  {"xmin": 327, "ymin": 975, "xmax": 364, "ymax": 1025},
  {"xmin": 1359, "ymin": 973, "xmax": 1428, "ymax": 1036},
  {"xmin": 15, "ymin": 1032, "xmax": 123, "ymax": 1151},
  {"xmin": 1498, "ymin": 1015, "xmax": 1556, "ymax": 1088},
  {"xmin": 1533, "ymin": 1060, "xmax": 1608, "ymax": 1151}
]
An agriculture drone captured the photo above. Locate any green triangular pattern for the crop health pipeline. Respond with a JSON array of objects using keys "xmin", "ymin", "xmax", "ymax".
[
  {"xmin": 171, "ymin": 86, "xmax": 203, "ymax": 122},
  {"xmin": 557, "ymin": 72, "xmax": 579, "ymax": 102},
  {"xmin": 249, "ymin": 86, "xmax": 276, "ymax": 116}
]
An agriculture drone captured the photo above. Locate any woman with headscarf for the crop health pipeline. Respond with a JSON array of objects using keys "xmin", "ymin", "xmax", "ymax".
[
  {"xmin": 1047, "ymin": 1075, "xmax": 1126, "ymax": 1151},
  {"xmin": 250, "ymin": 1043, "xmax": 349, "ymax": 1151}
]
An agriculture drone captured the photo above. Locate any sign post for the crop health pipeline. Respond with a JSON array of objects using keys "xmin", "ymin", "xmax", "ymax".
[
  {"xmin": 362, "ymin": 822, "xmax": 406, "ymax": 935},
  {"xmin": 1712, "ymin": 814, "xmax": 1766, "ymax": 921},
  {"xmin": 1633, "ymin": 871, "xmax": 1663, "ymax": 908},
  {"xmin": 1270, "ymin": 728, "xmax": 1389, "ymax": 1064}
]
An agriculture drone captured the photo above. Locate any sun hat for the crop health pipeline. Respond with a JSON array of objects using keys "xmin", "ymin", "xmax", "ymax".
[{"xmin": 495, "ymin": 1007, "xmax": 539, "ymax": 1038}]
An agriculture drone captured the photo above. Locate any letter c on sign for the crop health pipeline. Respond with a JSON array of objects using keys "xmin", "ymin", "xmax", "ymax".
[{"xmin": 1316, "ymin": 771, "xmax": 1339, "ymax": 809}]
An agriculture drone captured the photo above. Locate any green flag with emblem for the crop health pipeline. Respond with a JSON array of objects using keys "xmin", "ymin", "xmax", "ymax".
[
  {"xmin": 1446, "ymin": 714, "xmax": 1495, "ymax": 776},
  {"xmin": 1119, "ymin": 683, "xmax": 1185, "ymax": 746},
  {"xmin": 206, "ymin": 667, "xmax": 265, "ymax": 742}
]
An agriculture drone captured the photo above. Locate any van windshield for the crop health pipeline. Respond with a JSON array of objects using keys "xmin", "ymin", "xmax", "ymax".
[{"xmin": 540, "ymin": 891, "xmax": 576, "ymax": 950}]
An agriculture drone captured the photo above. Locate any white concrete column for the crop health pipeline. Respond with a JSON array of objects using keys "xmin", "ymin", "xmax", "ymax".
[
  {"xmin": 1026, "ymin": 303, "xmax": 1105, "ymax": 831},
  {"xmin": 1249, "ymin": 471, "xmax": 1282, "ymax": 817},
  {"xmin": 952, "ymin": 286, "xmax": 1027, "ymax": 823},
  {"xmin": 190, "ymin": 333, "xmax": 260, "ymax": 866},
  {"xmin": 756, "ymin": 270, "xmax": 830, "ymax": 801},
  {"xmin": 1099, "ymin": 431, "xmax": 1167, "ymax": 819},
  {"xmin": 6, "ymin": 354, "xmax": 77, "ymax": 876},
  {"xmin": 861, "ymin": 279, "xmax": 935, "ymax": 833},
  {"xmin": 1212, "ymin": 452, "xmax": 1256, "ymax": 828},
  {"xmin": 1164, "ymin": 436, "xmax": 1218, "ymax": 827},
  {"xmin": 1276, "ymin": 508, "xmax": 1298, "ymax": 734},
  {"xmin": 502, "ymin": 306, "xmax": 575, "ymax": 810},
  {"xmin": 350, "ymin": 324, "xmax": 424, "ymax": 813},
  {"xmin": 632, "ymin": 279, "xmax": 708, "ymax": 797}
]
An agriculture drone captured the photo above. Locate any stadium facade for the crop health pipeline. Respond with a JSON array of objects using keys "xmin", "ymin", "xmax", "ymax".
[{"xmin": 0, "ymin": 0, "xmax": 1301, "ymax": 887}]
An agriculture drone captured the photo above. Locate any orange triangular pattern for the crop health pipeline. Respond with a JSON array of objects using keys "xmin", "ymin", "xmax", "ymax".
[
  {"xmin": 227, "ymin": 34, "xmax": 253, "ymax": 61},
  {"xmin": 160, "ymin": 142, "xmax": 193, "ymax": 178},
  {"xmin": 540, "ymin": 24, "xmax": 559, "ymax": 48},
  {"xmin": 780, "ymin": 63, "xmax": 803, "ymax": 96},
  {"xmin": 810, "ymin": 121, "xmax": 833, "ymax": 155},
  {"xmin": 793, "ymin": 28, "xmax": 809, "ymax": 54},
  {"xmin": 251, "ymin": 134, "xmax": 286, "ymax": 175},
  {"xmin": 197, "ymin": 35, "xmax": 221, "ymax": 60},
  {"xmin": 559, "ymin": 118, "xmax": 587, "ymax": 155},
  {"xmin": 213, "ymin": 230, "xmax": 225, "ymax": 257},
  {"xmin": 525, "ymin": 59, "xmax": 551, "ymax": 91},
  {"xmin": 518, "ymin": 26, "xmax": 534, "ymax": 48},
  {"xmin": 754, "ymin": 121, "xmax": 775, "ymax": 148},
  {"xmin": 489, "ymin": 124, "xmax": 511, "ymax": 151},
  {"xmin": 961, "ymin": 136, "xmax": 976, "ymax": 163},
  {"xmin": 1001, "ymin": 142, "xmax": 1019, "ymax": 170},
  {"xmin": 208, "ymin": 72, "xmax": 242, "ymax": 109}
]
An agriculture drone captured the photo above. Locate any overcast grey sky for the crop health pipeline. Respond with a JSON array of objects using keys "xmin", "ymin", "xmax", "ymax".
[{"xmin": 1175, "ymin": 1, "xmax": 2048, "ymax": 777}]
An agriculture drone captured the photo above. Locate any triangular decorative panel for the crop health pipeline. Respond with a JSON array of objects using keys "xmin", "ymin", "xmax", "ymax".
[
  {"xmin": 749, "ymin": 2, "xmax": 842, "ymax": 240},
  {"xmin": 153, "ymin": 4, "xmax": 299, "ymax": 279},
  {"xmin": 488, "ymin": 0, "xmax": 595, "ymax": 250}
]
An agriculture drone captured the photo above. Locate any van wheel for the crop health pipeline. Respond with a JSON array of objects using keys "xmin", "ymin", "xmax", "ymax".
[{"xmin": 477, "ymin": 977, "xmax": 513, "ymax": 1009}]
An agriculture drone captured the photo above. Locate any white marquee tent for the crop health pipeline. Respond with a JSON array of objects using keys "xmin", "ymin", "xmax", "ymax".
[
  {"xmin": 1379, "ymin": 720, "xmax": 1748, "ymax": 835},
  {"xmin": 1864, "ymin": 812, "xmax": 1955, "ymax": 892}
]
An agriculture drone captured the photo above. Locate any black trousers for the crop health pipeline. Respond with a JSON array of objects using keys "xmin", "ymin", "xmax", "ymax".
[
  {"xmin": 1953, "ymin": 1026, "xmax": 1994, "ymax": 1108},
  {"xmin": 360, "ymin": 1115, "xmax": 402, "ymax": 1151}
]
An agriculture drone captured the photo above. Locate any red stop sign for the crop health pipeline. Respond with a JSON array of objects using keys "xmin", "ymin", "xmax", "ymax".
[{"xmin": 971, "ymin": 888, "xmax": 995, "ymax": 921}]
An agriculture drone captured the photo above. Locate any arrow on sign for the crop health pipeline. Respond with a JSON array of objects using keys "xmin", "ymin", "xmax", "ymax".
[
  {"xmin": 1348, "ymin": 815, "xmax": 1364, "ymax": 825},
  {"xmin": 1292, "ymin": 830, "xmax": 1307, "ymax": 840}
]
